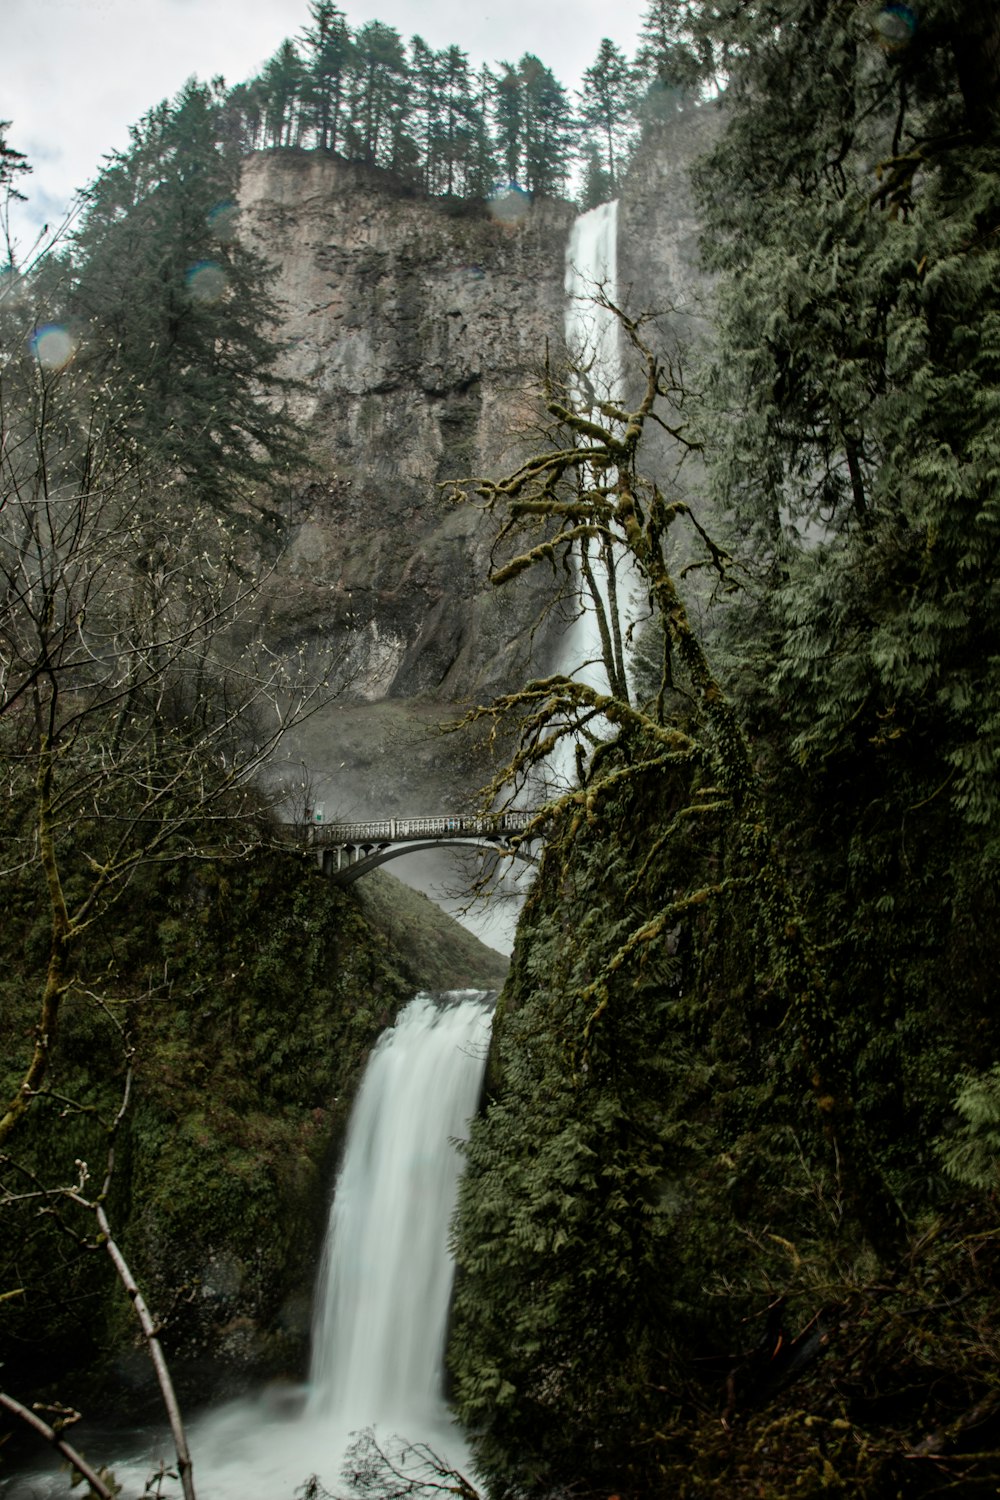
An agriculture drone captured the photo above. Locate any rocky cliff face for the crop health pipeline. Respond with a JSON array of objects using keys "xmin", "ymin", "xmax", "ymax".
[
  {"xmin": 618, "ymin": 104, "xmax": 724, "ymax": 606},
  {"xmin": 618, "ymin": 102, "xmax": 720, "ymax": 329},
  {"xmin": 236, "ymin": 127, "xmax": 718, "ymax": 877},
  {"xmin": 237, "ymin": 151, "xmax": 575, "ymax": 826}
]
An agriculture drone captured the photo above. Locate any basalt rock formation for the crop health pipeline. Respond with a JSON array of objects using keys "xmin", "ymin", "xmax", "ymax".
[
  {"xmin": 237, "ymin": 126, "xmax": 719, "ymax": 829},
  {"xmin": 238, "ymin": 152, "xmax": 577, "ymax": 822}
]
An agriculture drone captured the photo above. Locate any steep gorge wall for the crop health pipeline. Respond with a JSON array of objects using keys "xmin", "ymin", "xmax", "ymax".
[
  {"xmin": 238, "ymin": 153, "xmax": 575, "ymax": 822},
  {"xmin": 619, "ymin": 103, "xmax": 720, "ymax": 327},
  {"xmin": 235, "ymin": 125, "xmax": 718, "ymax": 834}
]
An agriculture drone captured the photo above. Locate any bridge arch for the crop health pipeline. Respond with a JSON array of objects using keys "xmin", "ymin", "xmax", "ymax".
[
  {"xmin": 319, "ymin": 836, "xmax": 539, "ymax": 886},
  {"xmin": 306, "ymin": 811, "xmax": 541, "ymax": 887}
]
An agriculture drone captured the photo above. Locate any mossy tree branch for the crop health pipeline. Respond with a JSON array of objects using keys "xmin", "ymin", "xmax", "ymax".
[{"xmin": 450, "ymin": 304, "xmax": 906, "ymax": 1260}]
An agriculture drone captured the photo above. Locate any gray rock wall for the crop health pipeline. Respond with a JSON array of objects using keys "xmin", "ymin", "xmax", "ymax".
[
  {"xmin": 240, "ymin": 151, "xmax": 574, "ymax": 709},
  {"xmin": 235, "ymin": 133, "xmax": 719, "ymax": 855},
  {"xmin": 618, "ymin": 104, "xmax": 724, "ymax": 626}
]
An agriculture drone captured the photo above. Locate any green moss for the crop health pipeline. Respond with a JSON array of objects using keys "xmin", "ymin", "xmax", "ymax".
[{"xmin": 0, "ymin": 846, "xmax": 504, "ymax": 1417}]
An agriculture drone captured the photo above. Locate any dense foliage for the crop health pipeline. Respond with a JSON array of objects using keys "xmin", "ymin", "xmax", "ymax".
[
  {"xmin": 66, "ymin": 79, "xmax": 300, "ymax": 527},
  {"xmin": 0, "ymin": 850, "xmax": 494, "ymax": 1414},
  {"xmin": 448, "ymin": 3, "xmax": 1000, "ymax": 1495},
  {"xmin": 4, "ymin": 1, "xmax": 1000, "ymax": 1494},
  {"xmin": 0, "ymin": 83, "xmax": 334, "ymax": 1458}
]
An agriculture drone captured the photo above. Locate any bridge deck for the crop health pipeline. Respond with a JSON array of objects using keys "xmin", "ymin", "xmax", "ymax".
[
  {"xmin": 306, "ymin": 811, "xmax": 538, "ymax": 846},
  {"xmin": 301, "ymin": 811, "xmax": 541, "ymax": 884}
]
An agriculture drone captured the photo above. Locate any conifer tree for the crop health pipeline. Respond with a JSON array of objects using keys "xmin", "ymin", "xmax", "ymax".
[
  {"xmin": 345, "ymin": 21, "xmax": 410, "ymax": 168},
  {"xmin": 69, "ymin": 81, "xmax": 298, "ymax": 522},
  {"xmin": 489, "ymin": 56, "xmax": 574, "ymax": 196},
  {"xmin": 695, "ymin": 0, "xmax": 1000, "ymax": 825},
  {"xmin": 518, "ymin": 54, "xmax": 574, "ymax": 196},
  {"xmin": 491, "ymin": 62, "xmax": 523, "ymax": 183},
  {"xmin": 464, "ymin": 66, "xmax": 499, "ymax": 199},
  {"xmin": 0, "ymin": 120, "xmax": 29, "ymax": 263},
  {"xmin": 437, "ymin": 45, "xmax": 480, "ymax": 196},
  {"xmin": 579, "ymin": 138, "xmax": 613, "ymax": 209},
  {"xmin": 260, "ymin": 40, "xmax": 306, "ymax": 147},
  {"xmin": 301, "ymin": 0, "xmax": 353, "ymax": 153},
  {"xmin": 578, "ymin": 38, "xmax": 638, "ymax": 193},
  {"xmin": 634, "ymin": 0, "xmax": 718, "ymax": 91}
]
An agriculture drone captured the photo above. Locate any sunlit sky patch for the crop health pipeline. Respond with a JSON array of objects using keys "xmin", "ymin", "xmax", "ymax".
[{"xmin": 4, "ymin": 0, "xmax": 643, "ymax": 256}]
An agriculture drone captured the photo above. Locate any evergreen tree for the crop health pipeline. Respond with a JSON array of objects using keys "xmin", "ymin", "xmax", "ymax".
[
  {"xmin": 466, "ymin": 66, "xmax": 499, "ymax": 198},
  {"xmin": 219, "ymin": 78, "xmax": 267, "ymax": 153},
  {"xmin": 0, "ymin": 120, "xmax": 28, "ymax": 194},
  {"xmin": 578, "ymin": 38, "xmax": 638, "ymax": 193},
  {"xmin": 579, "ymin": 138, "xmax": 613, "ymax": 209},
  {"xmin": 345, "ymin": 21, "xmax": 410, "ymax": 168},
  {"xmin": 488, "ymin": 56, "xmax": 574, "ymax": 196},
  {"xmin": 0, "ymin": 119, "xmax": 30, "ymax": 264},
  {"xmin": 409, "ymin": 36, "xmax": 444, "ymax": 190},
  {"xmin": 491, "ymin": 62, "xmax": 522, "ymax": 183},
  {"xmin": 69, "ymin": 81, "xmax": 297, "ymax": 521},
  {"xmin": 300, "ymin": 0, "xmax": 353, "ymax": 153},
  {"xmin": 436, "ymin": 45, "xmax": 480, "ymax": 196},
  {"xmin": 448, "ymin": 7, "xmax": 1000, "ymax": 1495},
  {"xmin": 634, "ymin": 0, "xmax": 719, "ymax": 91},
  {"xmin": 695, "ymin": 1, "xmax": 1000, "ymax": 825},
  {"xmin": 518, "ymin": 54, "xmax": 574, "ymax": 196},
  {"xmin": 260, "ymin": 39, "xmax": 306, "ymax": 147}
]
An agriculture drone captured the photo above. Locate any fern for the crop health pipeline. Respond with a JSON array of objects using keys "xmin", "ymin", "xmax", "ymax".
[{"xmin": 938, "ymin": 1065, "xmax": 1000, "ymax": 1191}]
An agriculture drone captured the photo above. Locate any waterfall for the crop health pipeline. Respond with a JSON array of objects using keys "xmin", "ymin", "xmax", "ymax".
[
  {"xmin": 309, "ymin": 993, "xmax": 491, "ymax": 1431},
  {"xmin": 185, "ymin": 991, "xmax": 492, "ymax": 1498},
  {"xmin": 565, "ymin": 200, "xmax": 621, "ymax": 460},
  {"xmin": 562, "ymin": 200, "xmax": 625, "ymax": 699},
  {"xmin": 545, "ymin": 199, "xmax": 636, "ymax": 788},
  {"xmin": 6, "ymin": 994, "xmax": 493, "ymax": 1500}
]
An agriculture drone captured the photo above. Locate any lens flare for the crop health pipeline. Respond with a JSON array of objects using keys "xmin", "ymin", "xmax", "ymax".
[
  {"xmin": 185, "ymin": 260, "xmax": 227, "ymax": 303},
  {"xmin": 30, "ymin": 324, "xmax": 77, "ymax": 370},
  {"xmin": 488, "ymin": 181, "xmax": 532, "ymax": 225},
  {"xmin": 207, "ymin": 200, "xmax": 238, "ymax": 241},
  {"xmin": 875, "ymin": 3, "xmax": 917, "ymax": 50}
]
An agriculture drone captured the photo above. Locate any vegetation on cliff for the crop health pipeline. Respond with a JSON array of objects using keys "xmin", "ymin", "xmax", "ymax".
[
  {"xmin": 0, "ymin": 91, "xmax": 505, "ymax": 1478},
  {"xmin": 3, "ymin": 1, "xmax": 1000, "ymax": 1494},
  {"xmin": 448, "ymin": 5, "xmax": 1000, "ymax": 1494},
  {"xmin": 0, "ymin": 848, "xmax": 504, "ymax": 1415}
]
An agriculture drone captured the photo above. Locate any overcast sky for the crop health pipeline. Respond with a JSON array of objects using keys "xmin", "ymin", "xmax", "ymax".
[{"xmin": 4, "ymin": 0, "xmax": 644, "ymax": 254}]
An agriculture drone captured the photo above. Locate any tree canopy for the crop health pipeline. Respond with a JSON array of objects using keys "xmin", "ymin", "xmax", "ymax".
[{"xmin": 447, "ymin": 4, "xmax": 1000, "ymax": 1494}]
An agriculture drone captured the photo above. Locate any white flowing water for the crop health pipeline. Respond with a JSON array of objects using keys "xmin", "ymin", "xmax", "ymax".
[
  {"xmin": 4, "ymin": 993, "xmax": 492, "ymax": 1500},
  {"xmin": 546, "ymin": 199, "xmax": 638, "ymax": 788},
  {"xmin": 565, "ymin": 200, "xmax": 621, "ymax": 489},
  {"xmin": 308, "ymin": 993, "xmax": 491, "ymax": 1433}
]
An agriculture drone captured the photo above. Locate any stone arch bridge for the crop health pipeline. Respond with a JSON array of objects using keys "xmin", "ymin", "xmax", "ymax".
[{"xmin": 303, "ymin": 811, "xmax": 540, "ymax": 886}]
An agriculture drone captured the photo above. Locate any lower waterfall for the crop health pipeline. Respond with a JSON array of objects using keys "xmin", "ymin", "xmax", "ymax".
[
  {"xmin": 191, "ymin": 991, "xmax": 492, "ymax": 1499},
  {"xmin": 3, "ymin": 993, "xmax": 492, "ymax": 1500},
  {"xmin": 309, "ymin": 993, "xmax": 492, "ymax": 1431}
]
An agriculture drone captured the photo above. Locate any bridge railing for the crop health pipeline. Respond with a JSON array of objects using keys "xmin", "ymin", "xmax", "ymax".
[{"xmin": 306, "ymin": 811, "xmax": 538, "ymax": 845}]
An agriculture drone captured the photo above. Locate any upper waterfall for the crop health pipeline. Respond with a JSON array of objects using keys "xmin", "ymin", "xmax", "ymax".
[
  {"xmin": 547, "ymin": 200, "xmax": 636, "ymax": 761},
  {"xmin": 564, "ymin": 199, "xmax": 622, "ymax": 415}
]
